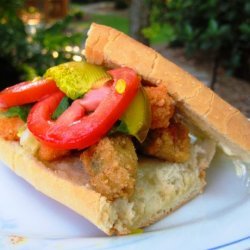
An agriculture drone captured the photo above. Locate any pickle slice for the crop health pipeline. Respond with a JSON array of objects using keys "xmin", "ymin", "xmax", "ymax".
[
  {"xmin": 121, "ymin": 87, "xmax": 151, "ymax": 142},
  {"xmin": 44, "ymin": 61, "xmax": 111, "ymax": 99}
]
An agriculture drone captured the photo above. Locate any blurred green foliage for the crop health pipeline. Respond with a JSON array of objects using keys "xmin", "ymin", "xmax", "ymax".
[
  {"xmin": 26, "ymin": 16, "xmax": 83, "ymax": 76},
  {"xmin": 89, "ymin": 13, "xmax": 129, "ymax": 34},
  {"xmin": 0, "ymin": 0, "xmax": 27, "ymax": 83},
  {"xmin": 145, "ymin": 0, "xmax": 250, "ymax": 80},
  {"xmin": 0, "ymin": 0, "xmax": 83, "ymax": 86}
]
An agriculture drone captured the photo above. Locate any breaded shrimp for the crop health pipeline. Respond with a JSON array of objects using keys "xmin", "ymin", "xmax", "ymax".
[
  {"xmin": 145, "ymin": 84, "xmax": 175, "ymax": 129},
  {"xmin": 141, "ymin": 120, "xmax": 190, "ymax": 163},
  {"xmin": 0, "ymin": 117, "xmax": 25, "ymax": 141},
  {"xmin": 80, "ymin": 135, "xmax": 138, "ymax": 201},
  {"xmin": 37, "ymin": 143, "xmax": 70, "ymax": 162},
  {"xmin": 19, "ymin": 127, "xmax": 70, "ymax": 162}
]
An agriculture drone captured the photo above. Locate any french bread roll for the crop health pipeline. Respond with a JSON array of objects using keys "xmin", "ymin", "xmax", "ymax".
[
  {"xmin": 0, "ymin": 23, "xmax": 247, "ymax": 236},
  {"xmin": 0, "ymin": 137, "xmax": 215, "ymax": 235},
  {"xmin": 85, "ymin": 23, "xmax": 250, "ymax": 163}
]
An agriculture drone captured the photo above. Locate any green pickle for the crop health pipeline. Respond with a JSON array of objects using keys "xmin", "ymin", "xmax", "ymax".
[
  {"xmin": 44, "ymin": 61, "xmax": 150, "ymax": 141},
  {"xmin": 121, "ymin": 87, "xmax": 151, "ymax": 142},
  {"xmin": 44, "ymin": 61, "xmax": 111, "ymax": 99}
]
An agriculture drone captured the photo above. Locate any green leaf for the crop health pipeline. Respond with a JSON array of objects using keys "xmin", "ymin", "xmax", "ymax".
[
  {"xmin": 51, "ymin": 97, "xmax": 70, "ymax": 120},
  {"xmin": 109, "ymin": 120, "xmax": 129, "ymax": 135},
  {"xmin": 2, "ymin": 105, "xmax": 31, "ymax": 122},
  {"xmin": 184, "ymin": 23, "xmax": 193, "ymax": 38},
  {"xmin": 116, "ymin": 120, "xmax": 129, "ymax": 134},
  {"xmin": 208, "ymin": 19, "xmax": 219, "ymax": 35}
]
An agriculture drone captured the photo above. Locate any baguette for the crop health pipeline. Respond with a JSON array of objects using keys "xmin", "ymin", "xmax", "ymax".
[
  {"xmin": 85, "ymin": 23, "xmax": 250, "ymax": 163},
  {"xmin": 0, "ymin": 137, "xmax": 215, "ymax": 235},
  {"xmin": 0, "ymin": 23, "xmax": 249, "ymax": 235}
]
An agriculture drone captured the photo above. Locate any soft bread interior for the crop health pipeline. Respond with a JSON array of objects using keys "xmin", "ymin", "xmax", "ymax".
[
  {"xmin": 85, "ymin": 23, "xmax": 250, "ymax": 162},
  {"xmin": 107, "ymin": 138, "xmax": 216, "ymax": 234},
  {"xmin": 0, "ymin": 137, "xmax": 215, "ymax": 235}
]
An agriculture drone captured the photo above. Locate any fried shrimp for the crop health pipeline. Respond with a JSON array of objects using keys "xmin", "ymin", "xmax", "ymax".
[
  {"xmin": 141, "ymin": 121, "xmax": 191, "ymax": 163},
  {"xmin": 0, "ymin": 117, "xmax": 25, "ymax": 141},
  {"xmin": 80, "ymin": 135, "xmax": 138, "ymax": 201},
  {"xmin": 145, "ymin": 84, "xmax": 175, "ymax": 129},
  {"xmin": 37, "ymin": 143, "xmax": 70, "ymax": 162}
]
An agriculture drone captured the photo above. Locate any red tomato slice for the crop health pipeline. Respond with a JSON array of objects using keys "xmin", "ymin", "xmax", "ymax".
[
  {"xmin": 0, "ymin": 79, "xmax": 59, "ymax": 109},
  {"xmin": 27, "ymin": 67, "xmax": 140, "ymax": 150},
  {"xmin": 55, "ymin": 85, "xmax": 112, "ymax": 126}
]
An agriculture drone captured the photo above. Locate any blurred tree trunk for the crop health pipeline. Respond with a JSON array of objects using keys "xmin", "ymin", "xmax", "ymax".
[{"xmin": 129, "ymin": 0, "xmax": 150, "ymax": 45}]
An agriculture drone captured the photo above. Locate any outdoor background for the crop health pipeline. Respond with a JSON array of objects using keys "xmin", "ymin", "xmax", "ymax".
[{"xmin": 0, "ymin": 0, "xmax": 249, "ymax": 116}]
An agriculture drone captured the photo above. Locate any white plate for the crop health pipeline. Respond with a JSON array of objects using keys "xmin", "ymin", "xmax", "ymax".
[{"xmin": 0, "ymin": 151, "xmax": 249, "ymax": 250}]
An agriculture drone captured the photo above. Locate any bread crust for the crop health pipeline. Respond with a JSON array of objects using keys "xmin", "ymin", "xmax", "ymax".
[
  {"xmin": 0, "ymin": 23, "xmax": 239, "ymax": 235},
  {"xmin": 0, "ymin": 136, "xmax": 215, "ymax": 235},
  {"xmin": 0, "ymin": 138, "xmax": 114, "ymax": 235},
  {"xmin": 85, "ymin": 23, "xmax": 250, "ymax": 162}
]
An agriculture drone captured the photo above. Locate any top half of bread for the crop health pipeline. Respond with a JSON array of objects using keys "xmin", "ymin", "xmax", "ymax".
[{"xmin": 85, "ymin": 23, "xmax": 250, "ymax": 163}]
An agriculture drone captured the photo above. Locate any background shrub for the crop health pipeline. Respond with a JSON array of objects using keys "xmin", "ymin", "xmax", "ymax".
[
  {"xmin": 0, "ymin": 0, "xmax": 83, "ymax": 87},
  {"xmin": 146, "ymin": 0, "xmax": 250, "ymax": 81}
]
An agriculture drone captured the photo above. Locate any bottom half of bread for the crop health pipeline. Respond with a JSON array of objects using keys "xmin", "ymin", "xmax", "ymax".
[{"xmin": 0, "ymin": 137, "xmax": 216, "ymax": 235}]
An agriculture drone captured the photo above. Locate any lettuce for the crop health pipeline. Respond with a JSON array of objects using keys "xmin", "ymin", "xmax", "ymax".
[
  {"xmin": 51, "ymin": 97, "xmax": 70, "ymax": 120},
  {"xmin": 2, "ymin": 105, "xmax": 31, "ymax": 122}
]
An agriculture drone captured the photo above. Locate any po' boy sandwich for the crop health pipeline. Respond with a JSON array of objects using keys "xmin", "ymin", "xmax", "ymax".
[{"xmin": 0, "ymin": 23, "xmax": 249, "ymax": 235}]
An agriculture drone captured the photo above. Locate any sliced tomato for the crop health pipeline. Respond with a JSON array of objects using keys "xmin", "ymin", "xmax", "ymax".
[
  {"xmin": 0, "ymin": 79, "xmax": 59, "ymax": 109},
  {"xmin": 27, "ymin": 67, "xmax": 140, "ymax": 150}
]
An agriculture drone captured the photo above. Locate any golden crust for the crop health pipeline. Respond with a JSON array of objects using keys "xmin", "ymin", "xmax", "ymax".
[
  {"xmin": 0, "ymin": 117, "xmax": 25, "ymax": 141},
  {"xmin": 141, "ymin": 121, "xmax": 191, "ymax": 163},
  {"xmin": 0, "ymin": 138, "xmax": 113, "ymax": 235},
  {"xmin": 0, "ymin": 23, "xmax": 238, "ymax": 236},
  {"xmin": 0, "ymin": 136, "xmax": 216, "ymax": 235},
  {"xmin": 85, "ymin": 23, "xmax": 250, "ymax": 162},
  {"xmin": 144, "ymin": 84, "xmax": 175, "ymax": 129},
  {"xmin": 80, "ymin": 135, "xmax": 138, "ymax": 201}
]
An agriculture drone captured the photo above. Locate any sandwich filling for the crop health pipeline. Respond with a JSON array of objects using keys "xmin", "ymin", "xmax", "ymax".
[{"xmin": 0, "ymin": 61, "xmax": 193, "ymax": 201}]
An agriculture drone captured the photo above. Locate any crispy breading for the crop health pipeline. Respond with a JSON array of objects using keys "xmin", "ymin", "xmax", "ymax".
[
  {"xmin": 0, "ymin": 117, "xmax": 25, "ymax": 141},
  {"xmin": 0, "ymin": 116, "xmax": 69, "ymax": 161},
  {"xmin": 37, "ymin": 143, "xmax": 70, "ymax": 162},
  {"xmin": 141, "ymin": 121, "xmax": 191, "ymax": 163},
  {"xmin": 80, "ymin": 135, "xmax": 138, "ymax": 201},
  {"xmin": 145, "ymin": 84, "xmax": 175, "ymax": 129}
]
